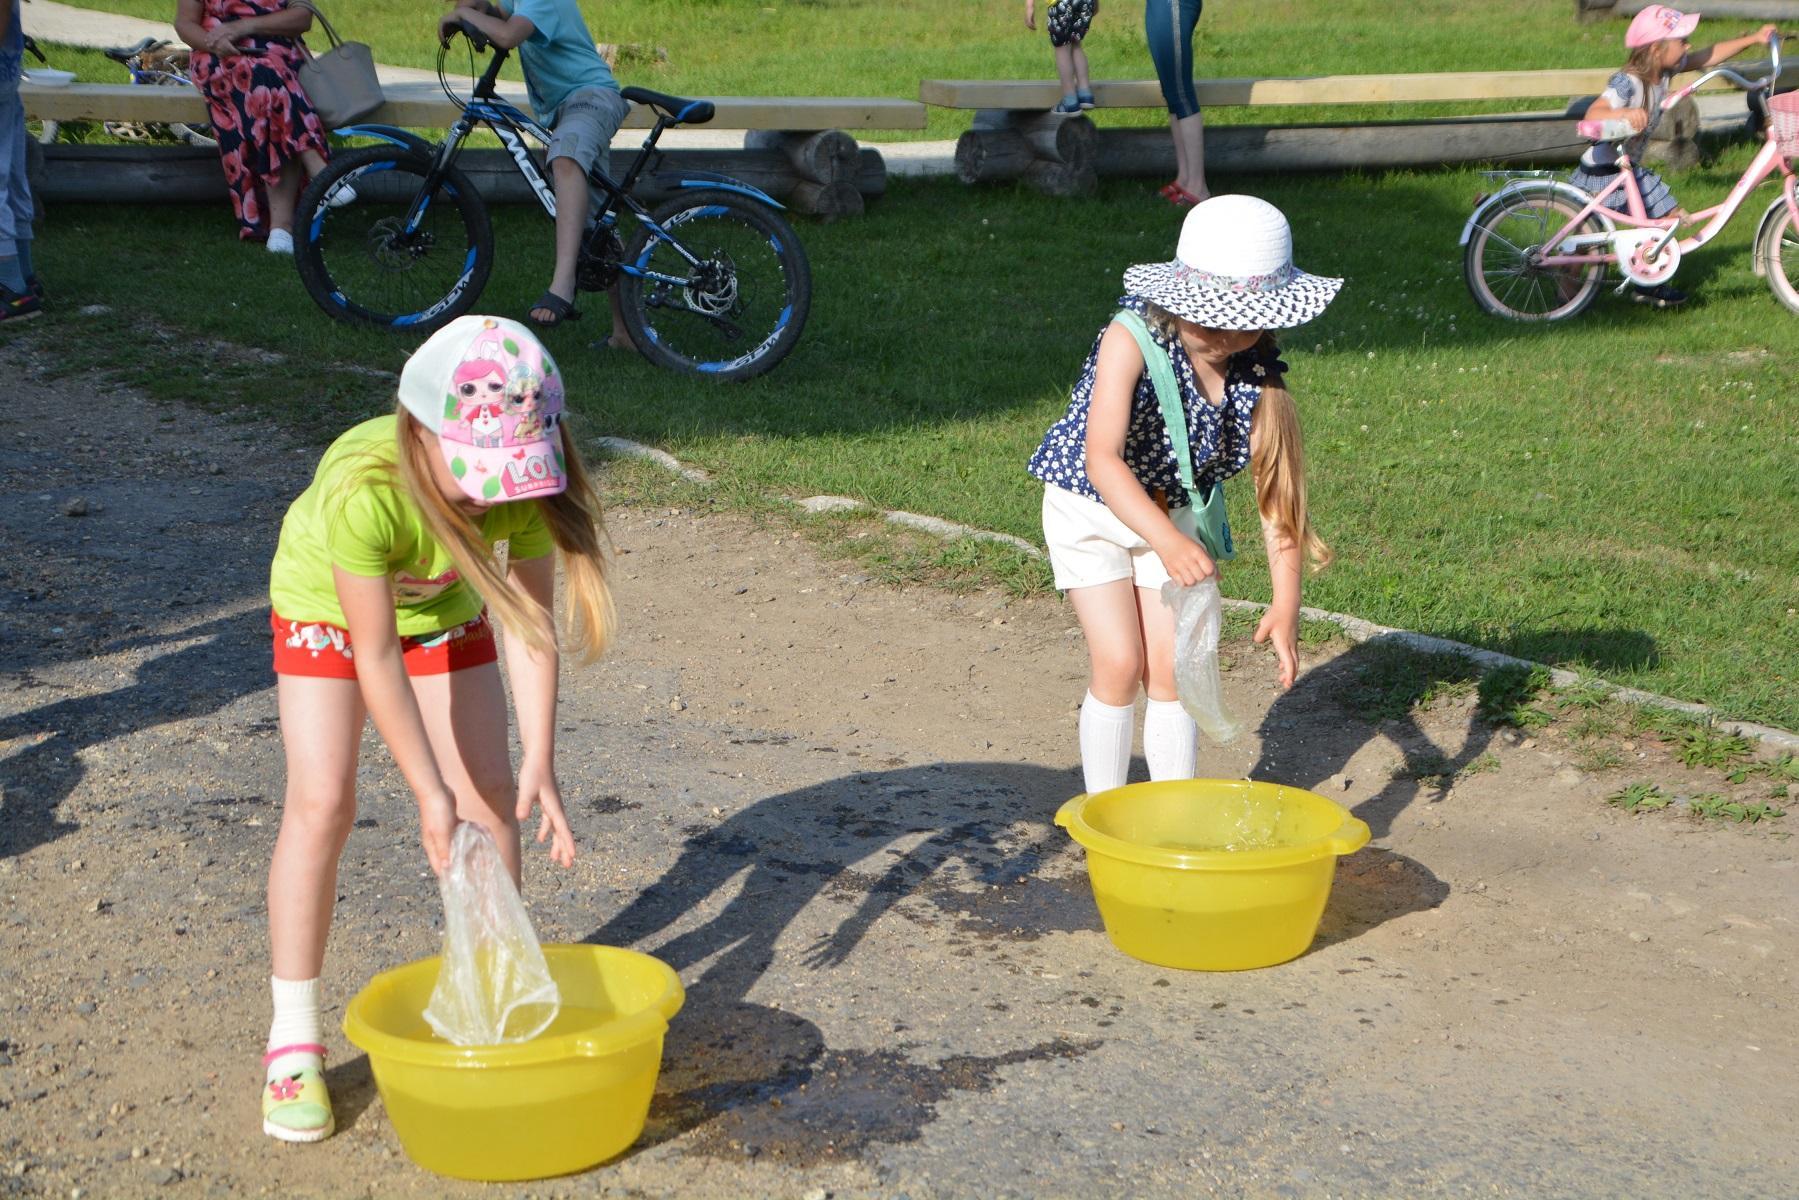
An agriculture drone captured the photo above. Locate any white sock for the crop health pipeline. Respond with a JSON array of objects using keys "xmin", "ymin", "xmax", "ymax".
[
  {"xmin": 1079, "ymin": 691, "xmax": 1135, "ymax": 794},
  {"xmin": 267, "ymin": 976, "xmax": 323, "ymax": 1076},
  {"xmin": 1143, "ymin": 697, "xmax": 1198, "ymax": 781},
  {"xmin": 266, "ymin": 229, "xmax": 295, "ymax": 255}
]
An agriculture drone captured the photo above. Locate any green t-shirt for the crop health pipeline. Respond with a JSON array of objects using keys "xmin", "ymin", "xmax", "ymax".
[{"xmin": 269, "ymin": 416, "xmax": 554, "ymax": 636}]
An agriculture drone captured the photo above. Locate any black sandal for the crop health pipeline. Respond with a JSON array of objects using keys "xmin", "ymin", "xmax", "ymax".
[{"xmin": 528, "ymin": 290, "xmax": 582, "ymax": 328}]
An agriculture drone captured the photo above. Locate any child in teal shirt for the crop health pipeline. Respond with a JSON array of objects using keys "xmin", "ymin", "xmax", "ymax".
[{"xmin": 440, "ymin": 0, "xmax": 631, "ymax": 341}]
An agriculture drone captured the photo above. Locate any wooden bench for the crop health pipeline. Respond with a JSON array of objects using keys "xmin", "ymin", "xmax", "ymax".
[
  {"xmin": 921, "ymin": 69, "xmax": 1752, "ymax": 195},
  {"xmin": 24, "ymin": 81, "xmax": 927, "ymax": 218}
]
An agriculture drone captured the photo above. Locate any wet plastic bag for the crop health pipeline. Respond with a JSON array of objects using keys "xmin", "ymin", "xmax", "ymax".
[
  {"xmin": 1160, "ymin": 579, "xmax": 1244, "ymax": 746},
  {"xmin": 423, "ymin": 823, "xmax": 560, "ymax": 1046}
]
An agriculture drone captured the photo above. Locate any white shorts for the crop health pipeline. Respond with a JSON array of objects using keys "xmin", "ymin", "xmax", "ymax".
[{"xmin": 1041, "ymin": 484, "xmax": 1198, "ymax": 592}]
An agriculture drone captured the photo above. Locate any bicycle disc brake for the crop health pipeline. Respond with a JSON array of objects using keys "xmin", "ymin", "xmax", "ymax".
[
  {"xmin": 367, "ymin": 217, "xmax": 433, "ymax": 270},
  {"xmin": 683, "ymin": 255, "xmax": 742, "ymax": 325}
]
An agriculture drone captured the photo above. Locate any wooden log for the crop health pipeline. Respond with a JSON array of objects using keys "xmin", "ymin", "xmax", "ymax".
[
  {"xmin": 955, "ymin": 127, "xmax": 1036, "ymax": 183},
  {"xmin": 1578, "ymin": 0, "xmax": 1799, "ymax": 21},
  {"xmin": 742, "ymin": 129, "xmax": 859, "ymax": 184},
  {"xmin": 1024, "ymin": 159, "xmax": 1097, "ymax": 197},
  {"xmin": 788, "ymin": 179, "xmax": 865, "ymax": 220},
  {"xmin": 1017, "ymin": 112, "xmax": 1097, "ymax": 168},
  {"xmin": 853, "ymin": 147, "xmax": 887, "ymax": 199}
]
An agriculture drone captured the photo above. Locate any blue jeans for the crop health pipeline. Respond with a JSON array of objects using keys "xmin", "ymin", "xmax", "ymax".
[
  {"xmin": 0, "ymin": 71, "xmax": 31, "ymax": 258},
  {"xmin": 1144, "ymin": 0, "xmax": 1203, "ymax": 119}
]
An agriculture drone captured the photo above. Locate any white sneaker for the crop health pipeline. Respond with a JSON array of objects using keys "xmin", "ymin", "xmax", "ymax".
[
  {"xmin": 325, "ymin": 182, "xmax": 358, "ymax": 208},
  {"xmin": 267, "ymin": 229, "xmax": 295, "ymax": 255}
]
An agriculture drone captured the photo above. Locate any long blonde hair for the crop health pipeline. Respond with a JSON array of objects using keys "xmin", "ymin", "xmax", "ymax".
[
  {"xmin": 1625, "ymin": 40, "xmax": 1675, "ymax": 91},
  {"xmin": 1141, "ymin": 303, "xmax": 1331, "ymax": 572},
  {"xmin": 386, "ymin": 407, "xmax": 616, "ymax": 662}
]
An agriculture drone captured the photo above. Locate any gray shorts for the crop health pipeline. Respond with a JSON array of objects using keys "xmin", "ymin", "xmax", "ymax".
[{"xmin": 546, "ymin": 86, "xmax": 630, "ymax": 180}]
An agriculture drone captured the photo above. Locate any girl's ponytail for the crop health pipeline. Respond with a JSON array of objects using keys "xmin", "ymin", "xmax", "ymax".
[
  {"xmin": 392, "ymin": 408, "xmax": 615, "ymax": 663},
  {"xmin": 1250, "ymin": 335, "xmax": 1331, "ymax": 572}
]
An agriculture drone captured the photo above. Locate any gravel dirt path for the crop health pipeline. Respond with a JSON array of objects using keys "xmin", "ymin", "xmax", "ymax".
[{"xmin": 2, "ymin": 337, "xmax": 1794, "ymax": 1199}]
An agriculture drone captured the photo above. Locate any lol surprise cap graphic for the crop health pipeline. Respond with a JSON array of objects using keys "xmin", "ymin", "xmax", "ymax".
[{"xmin": 398, "ymin": 316, "xmax": 568, "ymax": 505}]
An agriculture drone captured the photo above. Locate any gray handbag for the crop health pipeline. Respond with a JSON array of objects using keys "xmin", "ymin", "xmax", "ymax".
[{"xmin": 292, "ymin": 1, "xmax": 384, "ymax": 129}]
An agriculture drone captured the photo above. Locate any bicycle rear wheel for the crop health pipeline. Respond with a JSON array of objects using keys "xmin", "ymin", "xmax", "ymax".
[
  {"xmin": 1464, "ymin": 193, "xmax": 1605, "ymax": 322},
  {"xmin": 295, "ymin": 146, "xmax": 494, "ymax": 333},
  {"xmin": 619, "ymin": 189, "xmax": 811, "ymax": 381},
  {"xmin": 1760, "ymin": 205, "xmax": 1799, "ymax": 315}
]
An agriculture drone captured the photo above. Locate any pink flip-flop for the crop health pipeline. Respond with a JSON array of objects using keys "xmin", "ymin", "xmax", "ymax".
[{"xmin": 1166, "ymin": 186, "xmax": 1207, "ymax": 207}]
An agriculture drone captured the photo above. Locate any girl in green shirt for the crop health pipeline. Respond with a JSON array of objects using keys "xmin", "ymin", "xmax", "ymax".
[{"xmin": 260, "ymin": 316, "xmax": 614, "ymax": 1143}]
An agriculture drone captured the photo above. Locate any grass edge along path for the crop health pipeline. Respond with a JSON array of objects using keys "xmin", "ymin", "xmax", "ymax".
[{"xmin": 596, "ymin": 435, "xmax": 1799, "ymax": 754}]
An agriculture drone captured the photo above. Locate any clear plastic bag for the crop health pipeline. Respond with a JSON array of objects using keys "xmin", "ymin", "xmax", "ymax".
[
  {"xmin": 423, "ymin": 823, "xmax": 560, "ymax": 1046},
  {"xmin": 1160, "ymin": 579, "xmax": 1244, "ymax": 746}
]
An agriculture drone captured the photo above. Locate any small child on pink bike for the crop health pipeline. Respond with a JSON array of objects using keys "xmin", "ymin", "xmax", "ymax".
[{"xmin": 1569, "ymin": 5, "xmax": 1779, "ymax": 308}]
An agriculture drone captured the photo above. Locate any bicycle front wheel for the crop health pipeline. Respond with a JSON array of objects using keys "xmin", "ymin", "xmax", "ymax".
[
  {"xmin": 1464, "ymin": 193, "xmax": 1605, "ymax": 322},
  {"xmin": 619, "ymin": 189, "xmax": 812, "ymax": 380},
  {"xmin": 295, "ymin": 146, "xmax": 494, "ymax": 333},
  {"xmin": 1760, "ymin": 205, "xmax": 1799, "ymax": 315}
]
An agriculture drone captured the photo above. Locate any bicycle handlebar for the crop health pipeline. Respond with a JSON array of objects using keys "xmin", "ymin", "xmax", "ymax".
[{"xmin": 454, "ymin": 19, "xmax": 490, "ymax": 53}]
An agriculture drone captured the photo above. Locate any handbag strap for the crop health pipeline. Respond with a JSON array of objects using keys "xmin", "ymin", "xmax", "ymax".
[
  {"xmin": 1111, "ymin": 309, "xmax": 1196, "ymax": 495},
  {"xmin": 290, "ymin": 0, "xmax": 344, "ymax": 51}
]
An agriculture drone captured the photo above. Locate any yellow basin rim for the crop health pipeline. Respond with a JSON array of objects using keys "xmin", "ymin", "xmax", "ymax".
[
  {"xmin": 1054, "ymin": 782, "xmax": 1371, "ymax": 873},
  {"xmin": 342, "ymin": 945, "xmax": 685, "ymax": 1069}
]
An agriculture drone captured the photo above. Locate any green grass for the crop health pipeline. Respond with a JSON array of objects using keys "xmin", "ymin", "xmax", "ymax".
[
  {"xmin": 44, "ymin": 0, "xmax": 1655, "ymax": 138},
  {"xmin": 26, "ymin": 6, "xmax": 1799, "ymax": 732}
]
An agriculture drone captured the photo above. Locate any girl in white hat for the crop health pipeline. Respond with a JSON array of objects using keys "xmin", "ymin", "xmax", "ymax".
[
  {"xmin": 1570, "ymin": 6, "xmax": 1778, "ymax": 308},
  {"xmin": 257, "ymin": 316, "xmax": 614, "ymax": 1142},
  {"xmin": 1028, "ymin": 195, "xmax": 1340, "ymax": 794}
]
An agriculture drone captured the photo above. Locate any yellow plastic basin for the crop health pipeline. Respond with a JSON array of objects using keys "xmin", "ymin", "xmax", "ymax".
[
  {"xmin": 342, "ymin": 944, "xmax": 683, "ymax": 1181},
  {"xmin": 1055, "ymin": 780, "xmax": 1370, "ymax": 971}
]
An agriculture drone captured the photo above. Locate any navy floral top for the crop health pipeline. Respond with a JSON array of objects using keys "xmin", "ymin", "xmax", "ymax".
[{"xmin": 1028, "ymin": 297, "xmax": 1286, "ymax": 509}]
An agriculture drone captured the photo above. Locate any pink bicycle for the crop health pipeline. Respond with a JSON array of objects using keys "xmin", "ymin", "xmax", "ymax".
[{"xmin": 1462, "ymin": 33, "xmax": 1799, "ymax": 320}]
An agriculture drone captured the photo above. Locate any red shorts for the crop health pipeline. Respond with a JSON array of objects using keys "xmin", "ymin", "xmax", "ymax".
[{"xmin": 270, "ymin": 611, "xmax": 499, "ymax": 679}]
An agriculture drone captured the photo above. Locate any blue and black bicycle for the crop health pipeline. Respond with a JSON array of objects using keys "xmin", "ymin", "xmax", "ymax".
[{"xmin": 294, "ymin": 24, "xmax": 811, "ymax": 381}]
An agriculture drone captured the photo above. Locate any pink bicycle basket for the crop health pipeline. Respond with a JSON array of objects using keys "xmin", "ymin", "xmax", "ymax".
[{"xmin": 1772, "ymin": 90, "xmax": 1799, "ymax": 158}]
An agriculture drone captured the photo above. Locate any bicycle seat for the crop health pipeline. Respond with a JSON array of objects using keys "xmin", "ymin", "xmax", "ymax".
[
  {"xmin": 102, "ymin": 37, "xmax": 164, "ymax": 62},
  {"xmin": 620, "ymin": 86, "xmax": 714, "ymax": 126}
]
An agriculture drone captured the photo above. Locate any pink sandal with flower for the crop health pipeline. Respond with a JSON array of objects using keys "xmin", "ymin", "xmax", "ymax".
[{"xmin": 262, "ymin": 1043, "xmax": 334, "ymax": 1143}]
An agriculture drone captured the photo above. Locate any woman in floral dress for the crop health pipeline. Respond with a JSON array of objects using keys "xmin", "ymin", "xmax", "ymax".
[{"xmin": 175, "ymin": 0, "xmax": 334, "ymax": 251}]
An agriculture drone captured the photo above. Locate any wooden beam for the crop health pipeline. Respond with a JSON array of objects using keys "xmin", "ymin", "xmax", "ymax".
[
  {"xmin": 921, "ymin": 64, "xmax": 1797, "ymax": 109},
  {"xmin": 23, "ymin": 81, "xmax": 927, "ymax": 131}
]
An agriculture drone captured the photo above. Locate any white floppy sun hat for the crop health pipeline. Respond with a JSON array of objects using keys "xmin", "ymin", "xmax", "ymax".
[{"xmin": 1122, "ymin": 194, "xmax": 1343, "ymax": 330}]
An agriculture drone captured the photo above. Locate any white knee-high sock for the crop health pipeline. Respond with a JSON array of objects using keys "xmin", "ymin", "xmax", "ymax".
[
  {"xmin": 1079, "ymin": 691, "xmax": 1135, "ymax": 794},
  {"xmin": 1143, "ymin": 697, "xmax": 1198, "ymax": 781},
  {"xmin": 267, "ymin": 976, "xmax": 324, "ymax": 1074}
]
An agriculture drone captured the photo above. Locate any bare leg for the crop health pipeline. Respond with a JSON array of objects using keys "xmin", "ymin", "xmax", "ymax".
[
  {"xmin": 1174, "ymin": 111, "xmax": 1209, "ymax": 201},
  {"xmin": 532, "ymin": 156, "xmax": 589, "ymax": 325},
  {"xmin": 268, "ymin": 675, "xmax": 366, "ymax": 982},
  {"xmin": 1072, "ymin": 42, "xmax": 1092, "ymax": 96},
  {"xmin": 408, "ymin": 663, "xmax": 522, "ymax": 884},
  {"xmin": 298, "ymin": 148, "xmax": 328, "ymax": 178},
  {"xmin": 1053, "ymin": 44, "xmax": 1078, "ymax": 98},
  {"xmin": 265, "ymin": 159, "xmax": 304, "ymax": 235},
  {"xmin": 1135, "ymin": 585, "xmax": 1180, "ymax": 702},
  {"xmin": 1068, "ymin": 578, "xmax": 1148, "ymax": 707}
]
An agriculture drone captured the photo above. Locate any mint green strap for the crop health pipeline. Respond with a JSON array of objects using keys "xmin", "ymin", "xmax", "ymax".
[
  {"xmin": 1112, "ymin": 310, "xmax": 1195, "ymax": 494},
  {"xmin": 1110, "ymin": 309, "xmax": 1234, "ymax": 562}
]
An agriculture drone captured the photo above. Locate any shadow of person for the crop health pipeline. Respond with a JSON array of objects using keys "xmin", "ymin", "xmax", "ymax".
[
  {"xmin": 585, "ymin": 761, "xmax": 1096, "ymax": 1156},
  {"xmin": 0, "ymin": 611, "xmax": 268, "ymax": 861}
]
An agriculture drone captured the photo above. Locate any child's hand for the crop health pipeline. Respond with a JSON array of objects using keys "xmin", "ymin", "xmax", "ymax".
[
  {"xmin": 417, "ymin": 788, "xmax": 459, "ymax": 876},
  {"xmin": 1620, "ymin": 107, "xmax": 1649, "ymax": 133},
  {"xmin": 516, "ymin": 757, "xmax": 576, "ymax": 868},
  {"xmin": 1155, "ymin": 534, "xmax": 1217, "ymax": 588},
  {"xmin": 1252, "ymin": 605, "xmax": 1300, "ymax": 690},
  {"xmin": 1754, "ymin": 23, "xmax": 1778, "ymax": 44}
]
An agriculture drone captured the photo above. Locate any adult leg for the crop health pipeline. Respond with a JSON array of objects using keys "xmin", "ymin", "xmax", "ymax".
[
  {"xmin": 0, "ymin": 83, "xmax": 31, "ymax": 297},
  {"xmin": 408, "ymin": 662, "xmax": 523, "ymax": 883},
  {"xmin": 1173, "ymin": 113, "xmax": 1208, "ymax": 202},
  {"xmin": 265, "ymin": 159, "xmax": 303, "ymax": 239}
]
